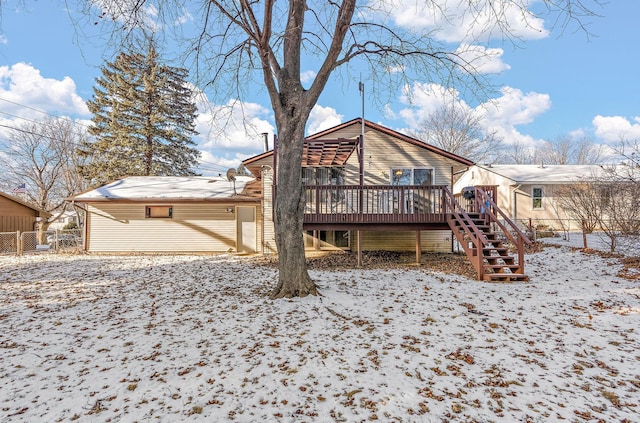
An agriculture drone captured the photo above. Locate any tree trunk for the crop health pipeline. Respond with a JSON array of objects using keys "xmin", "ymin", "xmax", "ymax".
[{"xmin": 269, "ymin": 115, "xmax": 318, "ymax": 299}]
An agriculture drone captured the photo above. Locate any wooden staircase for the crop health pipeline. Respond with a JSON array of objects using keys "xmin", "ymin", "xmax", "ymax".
[{"xmin": 443, "ymin": 187, "xmax": 531, "ymax": 282}]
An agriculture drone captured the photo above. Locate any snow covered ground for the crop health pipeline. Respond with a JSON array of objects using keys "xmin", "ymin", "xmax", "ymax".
[{"xmin": 1, "ymin": 239, "xmax": 639, "ymax": 422}]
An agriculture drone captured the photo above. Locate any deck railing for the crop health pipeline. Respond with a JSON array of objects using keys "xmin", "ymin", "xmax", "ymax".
[{"xmin": 303, "ymin": 184, "xmax": 448, "ymax": 224}]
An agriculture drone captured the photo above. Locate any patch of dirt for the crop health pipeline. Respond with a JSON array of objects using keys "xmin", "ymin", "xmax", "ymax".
[{"xmin": 254, "ymin": 250, "xmax": 477, "ymax": 279}]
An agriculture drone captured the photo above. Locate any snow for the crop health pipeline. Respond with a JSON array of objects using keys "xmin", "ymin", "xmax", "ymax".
[
  {"xmin": 1, "ymin": 243, "xmax": 639, "ymax": 422},
  {"xmin": 474, "ymin": 164, "xmax": 608, "ymax": 184},
  {"xmin": 70, "ymin": 176, "xmax": 253, "ymax": 201}
]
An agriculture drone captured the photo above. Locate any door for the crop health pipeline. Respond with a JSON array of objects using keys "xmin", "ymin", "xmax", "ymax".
[{"xmin": 236, "ymin": 206, "xmax": 256, "ymax": 253}]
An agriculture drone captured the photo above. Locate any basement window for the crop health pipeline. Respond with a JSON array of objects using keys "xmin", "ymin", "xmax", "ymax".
[{"xmin": 145, "ymin": 206, "xmax": 173, "ymax": 218}]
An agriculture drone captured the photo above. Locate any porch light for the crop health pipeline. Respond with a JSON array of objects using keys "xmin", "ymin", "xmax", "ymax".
[{"xmin": 394, "ymin": 169, "xmax": 404, "ymax": 177}]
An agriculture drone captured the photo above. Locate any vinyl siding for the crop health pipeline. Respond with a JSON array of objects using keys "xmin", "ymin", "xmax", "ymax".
[
  {"xmin": 85, "ymin": 202, "xmax": 261, "ymax": 253},
  {"xmin": 261, "ymin": 169, "xmax": 277, "ymax": 254},
  {"xmin": 320, "ymin": 126, "xmax": 462, "ymax": 186},
  {"xmin": 358, "ymin": 230, "xmax": 452, "ymax": 253},
  {"xmin": 0, "ymin": 196, "xmax": 39, "ymax": 232}
]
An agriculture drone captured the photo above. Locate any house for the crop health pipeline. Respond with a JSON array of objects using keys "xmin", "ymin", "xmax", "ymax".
[
  {"xmin": 453, "ymin": 164, "xmax": 608, "ymax": 231},
  {"xmin": 0, "ymin": 191, "xmax": 51, "ymax": 233},
  {"xmin": 48, "ymin": 210, "xmax": 81, "ymax": 231},
  {"xmin": 243, "ymin": 118, "xmax": 476, "ymax": 255},
  {"xmin": 67, "ymin": 175, "xmax": 262, "ymax": 253},
  {"xmin": 242, "ymin": 118, "xmax": 531, "ymax": 281}
]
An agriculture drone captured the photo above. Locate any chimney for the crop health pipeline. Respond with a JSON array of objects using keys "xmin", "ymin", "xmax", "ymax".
[{"xmin": 262, "ymin": 133, "xmax": 269, "ymax": 152}]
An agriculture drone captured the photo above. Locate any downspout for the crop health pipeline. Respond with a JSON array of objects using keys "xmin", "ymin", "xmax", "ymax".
[{"xmin": 511, "ymin": 184, "xmax": 522, "ymax": 221}]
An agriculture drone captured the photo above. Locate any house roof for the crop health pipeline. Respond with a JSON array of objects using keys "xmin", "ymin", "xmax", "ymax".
[
  {"xmin": 0, "ymin": 191, "xmax": 51, "ymax": 217},
  {"xmin": 242, "ymin": 118, "xmax": 474, "ymax": 175},
  {"xmin": 309, "ymin": 118, "xmax": 474, "ymax": 166},
  {"xmin": 68, "ymin": 176, "xmax": 259, "ymax": 203},
  {"xmin": 474, "ymin": 164, "xmax": 607, "ymax": 184}
]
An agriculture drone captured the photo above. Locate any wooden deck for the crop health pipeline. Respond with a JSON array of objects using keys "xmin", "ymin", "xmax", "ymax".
[
  {"xmin": 303, "ymin": 184, "xmax": 450, "ymax": 230},
  {"xmin": 301, "ymin": 184, "xmax": 531, "ymax": 281}
]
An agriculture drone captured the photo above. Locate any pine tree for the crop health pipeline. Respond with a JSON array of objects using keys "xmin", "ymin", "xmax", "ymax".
[{"xmin": 80, "ymin": 41, "xmax": 200, "ymax": 184}]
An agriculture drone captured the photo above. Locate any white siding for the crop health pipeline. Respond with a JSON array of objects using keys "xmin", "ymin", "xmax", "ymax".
[{"xmin": 86, "ymin": 203, "xmax": 256, "ymax": 253}]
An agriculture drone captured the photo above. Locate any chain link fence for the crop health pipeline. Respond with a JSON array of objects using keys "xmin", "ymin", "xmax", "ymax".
[
  {"xmin": 0, "ymin": 229, "xmax": 83, "ymax": 255},
  {"xmin": 0, "ymin": 232, "xmax": 19, "ymax": 254}
]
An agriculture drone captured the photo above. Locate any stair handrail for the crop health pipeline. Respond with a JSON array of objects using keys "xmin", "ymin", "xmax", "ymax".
[
  {"xmin": 474, "ymin": 187, "xmax": 532, "ymax": 275},
  {"xmin": 474, "ymin": 188, "xmax": 531, "ymax": 246},
  {"xmin": 443, "ymin": 187, "xmax": 489, "ymax": 280},
  {"xmin": 443, "ymin": 187, "xmax": 489, "ymax": 246}
]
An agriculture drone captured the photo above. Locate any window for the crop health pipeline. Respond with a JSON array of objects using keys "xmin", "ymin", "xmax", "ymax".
[
  {"xmin": 302, "ymin": 167, "xmax": 344, "ymax": 185},
  {"xmin": 145, "ymin": 206, "xmax": 173, "ymax": 218},
  {"xmin": 532, "ymin": 187, "xmax": 543, "ymax": 209},
  {"xmin": 390, "ymin": 168, "xmax": 433, "ymax": 185}
]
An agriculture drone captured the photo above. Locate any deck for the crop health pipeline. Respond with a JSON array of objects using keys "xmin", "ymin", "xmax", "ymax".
[
  {"xmin": 301, "ymin": 184, "xmax": 531, "ymax": 281},
  {"xmin": 302, "ymin": 184, "xmax": 450, "ymax": 230}
]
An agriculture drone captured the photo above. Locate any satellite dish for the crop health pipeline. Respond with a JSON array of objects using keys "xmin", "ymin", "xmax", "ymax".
[{"xmin": 226, "ymin": 168, "xmax": 237, "ymax": 195}]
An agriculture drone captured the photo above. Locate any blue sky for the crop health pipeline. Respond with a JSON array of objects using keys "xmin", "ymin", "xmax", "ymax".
[{"xmin": 1, "ymin": 1, "xmax": 639, "ymax": 175}]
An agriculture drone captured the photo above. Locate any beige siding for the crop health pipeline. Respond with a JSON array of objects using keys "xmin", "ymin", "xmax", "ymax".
[
  {"xmin": 513, "ymin": 184, "xmax": 574, "ymax": 229},
  {"xmin": 323, "ymin": 126, "xmax": 462, "ymax": 186},
  {"xmin": 358, "ymin": 230, "xmax": 452, "ymax": 253},
  {"xmin": 86, "ymin": 202, "xmax": 259, "ymax": 253},
  {"xmin": 0, "ymin": 196, "xmax": 39, "ymax": 232},
  {"xmin": 261, "ymin": 169, "xmax": 277, "ymax": 253}
]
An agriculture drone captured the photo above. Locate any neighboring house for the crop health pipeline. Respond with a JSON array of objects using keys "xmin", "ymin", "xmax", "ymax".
[
  {"xmin": 453, "ymin": 164, "xmax": 607, "ymax": 230},
  {"xmin": 243, "ymin": 118, "xmax": 475, "ymax": 254},
  {"xmin": 48, "ymin": 210, "xmax": 81, "ymax": 230},
  {"xmin": 67, "ymin": 176, "xmax": 262, "ymax": 253},
  {"xmin": 0, "ymin": 191, "xmax": 51, "ymax": 233}
]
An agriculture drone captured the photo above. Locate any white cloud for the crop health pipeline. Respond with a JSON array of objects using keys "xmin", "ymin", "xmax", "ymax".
[
  {"xmin": 397, "ymin": 82, "xmax": 465, "ymax": 127},
  {"xmin": 394, "ymin": 83, "xmax": 550, "ymax": 148},
  {"xmin": 307, "ymin": 105, "xmax": 343, "ymax": 134},
  {"xmin": 301, "ymin": 70, "xmax": 317, "ymax": 84},
  {"xmin": 195, "ymin": 97, "xmax": 274, "ymax": 156},
  {"xmin": 0, "ymin": 63, "xmax": 89, "ymax": 118},
  {"xmin": 370, "ymin": 0, "xmax": 548, "ymax": 44},
  {"xmin": 0, "ymin": 35, "xmax": 7, "ymax": 45},
  {"xmin": 481, "ymin": 86, "xmax": 551, "ymax": 128},
  {"xmin": 455, "ymin": 44, "xmax": 511, "ymax": 74},
  {"xmin": 592, "ymin": 115, "xmax": 640, "ymax": 143}
]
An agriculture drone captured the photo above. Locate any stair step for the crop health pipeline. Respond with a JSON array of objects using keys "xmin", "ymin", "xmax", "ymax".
[
  {"xmin": 484, "ymin": 264, "xmax": 520, "ymax": 270},
  {"xmin": 483, "ymin": 273, "xmax": 529, "ymax": 282},
  {"xmin": 485, "ymin": 258, "xmax": 515, "ymax": 265}
]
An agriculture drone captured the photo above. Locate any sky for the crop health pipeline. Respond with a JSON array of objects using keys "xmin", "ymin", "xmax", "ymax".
[
  {"xmin": 1, "ymin": 1, "xmax": 640, "ymax": 176},
  {"xmin": 1, "ymin": 234, "xmax": 639, "ymax": 421}
]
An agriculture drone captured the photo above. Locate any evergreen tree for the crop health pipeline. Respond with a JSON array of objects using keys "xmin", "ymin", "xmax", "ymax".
[{"xmin": 80, "ymin": 41, "xmax": 200, "ymax": 184}]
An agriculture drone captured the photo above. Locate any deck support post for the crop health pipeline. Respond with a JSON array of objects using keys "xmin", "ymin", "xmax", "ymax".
[
  {"xmin": 356, "ymin": 230, "xmax": 362, "ymax": 267},
  {"xmin": 415, "ymin": 230, "xmax": 421, "ymax": 264},
  {"xmin": 313, "ymin": 230, "xmax": 320, "ymax": 250}
]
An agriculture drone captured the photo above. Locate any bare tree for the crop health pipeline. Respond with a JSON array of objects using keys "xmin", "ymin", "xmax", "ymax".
[
  {"xmin": 534, "ymin": 134, "xmax": 604, "ymax": 165},
  {"xmin": 504, "ymin": 140, "xmax": 535, "ymax": 164},
  {"xmin": 74, "ymin": 0, "xmax": 603, "ymax": 298},
  {"xmin": 410, "ymin": 103, "xmax": 504, "ymax": 163},
  {"xmin": 3, "ymin": 118, "xmax": 90, "ymax": 231},
  {"xmin": 554, "ymin": 181, "xmax": 606, "ymax": 248}
]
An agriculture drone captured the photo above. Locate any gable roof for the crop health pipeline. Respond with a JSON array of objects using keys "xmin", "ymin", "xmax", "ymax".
[
  {"xmin": 0, "ymin": 191, "xmax": 51, "ymax": 217},
  {"xmin": 68, "ymin": 176, "xmax": 260, "ymax": 203},
  {"xmin": 242, "ymin": 118, "xmax": 474, "ymax": 175},
  {"xmin": 311, "ymin": 118, "xmax": 474, "ymax": 165},
  {"xmin": 474, "ymin": 164, "xmax": 607, "ymax": 184}
]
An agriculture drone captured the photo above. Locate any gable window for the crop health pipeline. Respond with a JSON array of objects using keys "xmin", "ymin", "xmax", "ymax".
[
  {"xmin": 145, "ymin": 206, "xmax": 173, "ymax": 218},
  {"xmin": 391, "ymin": 168, "xmax": 433, "ymax": 186},
  {"xmin": 532, "ymin": 187, "xmax": 543, "ymax": 209}
]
